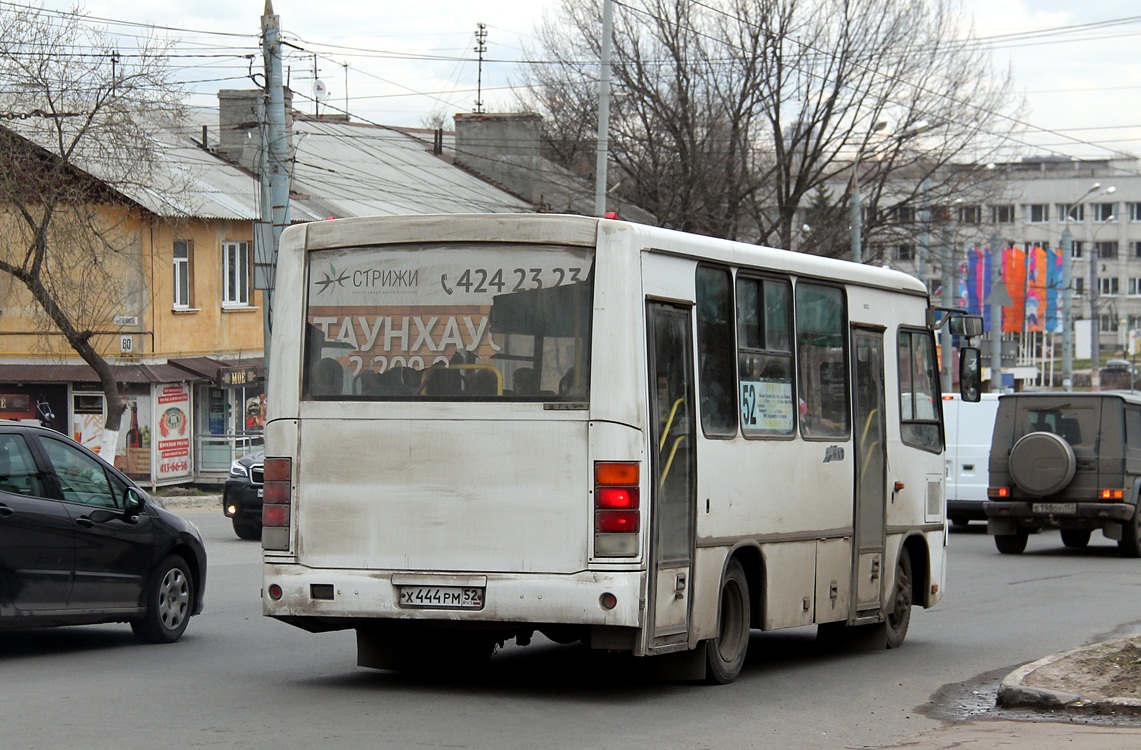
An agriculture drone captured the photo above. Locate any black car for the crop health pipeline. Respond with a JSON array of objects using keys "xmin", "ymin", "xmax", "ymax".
[
  {"xmin": 0, "ymin": 421, "xmax": 207, "ymax": 642},
  {"xmin": 223, "ymin": 450, "xmax": 263, "ymax": 540}
]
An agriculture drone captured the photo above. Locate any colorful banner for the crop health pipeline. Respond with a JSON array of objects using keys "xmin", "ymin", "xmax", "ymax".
[
  {"xmin": 965, "ymin": 245, "xmax": 1063, "ymax": 334},
  {"xmin": 155, "ymin": 384, "xmax": 192, "ymax": 482}
]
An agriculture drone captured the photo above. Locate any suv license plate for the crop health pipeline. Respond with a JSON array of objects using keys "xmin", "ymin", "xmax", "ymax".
[
  {"xmin": 398, "ymin": 586, "xmax": 484, "ymax": 610},
  {"xmin": 1033, "ymin": 502, "xmax": 1076, "ymax": 514}
]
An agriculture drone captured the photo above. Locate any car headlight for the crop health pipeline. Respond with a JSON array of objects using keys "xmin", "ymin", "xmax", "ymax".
[{"xmin": 229, "ymin": 460, "xmax": 250, "ymax": 478}]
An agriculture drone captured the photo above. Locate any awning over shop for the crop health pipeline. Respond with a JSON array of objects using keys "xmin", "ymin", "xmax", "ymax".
[
  {"xmin": 168, "ymin": 357, "xmax": 264, "ymax": 387},
  {"xmin": 0, "ymin": 362, "xmax": 205, "ymax": 384}
]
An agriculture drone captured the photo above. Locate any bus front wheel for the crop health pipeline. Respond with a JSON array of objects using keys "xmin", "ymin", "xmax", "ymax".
[{"xmin": 705, "ymin": 559, "xmax": 750, "ymax": 684}]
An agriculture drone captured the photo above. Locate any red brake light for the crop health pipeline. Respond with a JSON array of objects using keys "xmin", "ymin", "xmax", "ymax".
[
  {"xmin": 988, "ymin": 487, "xmax": 1010, "ymax": 499},
  {"xmin": 263, "ymin": 503, "xmax": 290, "ymax": 528},
  {"xmin": 597, "ymin": 510, "xmax": 639, "ymax": 533},
  {"xmin": 263, "ymin": 457, "xmax": 291, "ymax": 483},
  {"xmin": 597, "ymin": 487, "xmax": 639, "ymax": 509},
  {"xmin": 1100, "ymin": 489, "xmax": 1125, "ymax": 500}
]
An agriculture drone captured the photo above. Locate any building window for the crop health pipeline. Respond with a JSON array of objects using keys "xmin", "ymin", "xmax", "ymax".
[
  {"xmin": 895, "ymin": 206, "xmax": 916, "ymax": 224},
  {"xmin": 173, "ymin": 240, "xmax": 192, "ymax": 309},
  {"xmin": 1100, "ymin": 314, "xmax": 1119, "ymax": 333},
  {"xmin": 1096, "ymin": 241, "xmax": 1118, "ymax": 259},
  {"xmin": 1092, "ymin": 203, "xmax": 1117, "ymax": 222},
  {"xmin": 1075, "ymin": 278, "xmax": 1085, "ymax": 296},
  {"xmin": 957, "ymin": 205, "xmax": 981, "ymax": 224},
  {"xmin": 991, "ymin": 204, "xmax": 1015, "ymax": 224},
  {"xmin": 895, "ymin": 244, "xmax": 914, "ymax": 261},
  {"xmin": 1099, "ymin": 277, "xmax": 1119, "ymax": 296},
  {"xmin": 1072, "ymin": 241, "xmax": 1083, "ymax": 259},
  {"xmin": 1024, "ymin": 204, "xmax": 1049, "ymax": 224},
  {"xmin": 1129, "ymin": 202, "xmax": 1141, "ymax": 222},
  {"xmin": 1128, "ymin": 278, "xmax": 1141, "ymax": 296},
  {"xmin": 1058, "ymin": 203, "xmax": 1084, "ymax": 222},
  {"xmin": 1133, "ymin": 241, "xmax": 1141, "ymax": 259},
  {"xmin": 222, "ymin": 241, "xmax": 251, "ymax": 307}
]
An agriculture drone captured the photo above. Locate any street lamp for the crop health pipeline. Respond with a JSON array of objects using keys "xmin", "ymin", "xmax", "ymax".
[
  {"xmin": 849, "ymin": 120, "xmax": 933, "ymax": 264},
  {"xmin": 1061, "ymin": 183, "xmax": 1110, "ymax": 391},
  {"xmin": 1089, "ymin": 187, "xmax": 1118, "ymax": 389},
  {"xmin": 849, "ymin": 120, "xmax": 887, "ymax": 263}
]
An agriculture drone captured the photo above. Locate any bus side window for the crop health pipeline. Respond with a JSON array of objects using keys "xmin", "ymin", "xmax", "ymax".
[
  {"xmin": 736, "ymin": 275, "xmax": 794, "ymax": 437},
  {"xmin": 695, "ymin": 265, "xmax": 737, "ymax": 437},
  {"xmin": 795, "ymin": 283, "xmax": 850, "ymax": 439}
]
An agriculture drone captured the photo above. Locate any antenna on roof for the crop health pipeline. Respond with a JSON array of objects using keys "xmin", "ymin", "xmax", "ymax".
[{"xmin": 474, "ymin": 23, "xmax": 487, "ymax": 113}]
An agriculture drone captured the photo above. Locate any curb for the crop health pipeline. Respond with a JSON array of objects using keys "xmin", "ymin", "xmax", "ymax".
[
  {"xmin": 999, "ymin": 638, "xmax": 1141, "ymax": 715},
  {"xmin": 155, "ymin": 494, "xmax": 223, "ymax": 510}
]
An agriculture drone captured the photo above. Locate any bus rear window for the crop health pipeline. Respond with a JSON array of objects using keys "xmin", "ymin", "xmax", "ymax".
[{"xmin": 303, "ymin": 243, "xmax": 594, "ymax": 402}]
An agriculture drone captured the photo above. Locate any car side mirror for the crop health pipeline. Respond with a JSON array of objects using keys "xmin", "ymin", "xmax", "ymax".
[
  {"xmin": 959, "ymin": 347, "xmax": 981, "ymax": 402},
  {"xmin": 124, "ymin": 487, "xmax": 146, "ymax": 516}
]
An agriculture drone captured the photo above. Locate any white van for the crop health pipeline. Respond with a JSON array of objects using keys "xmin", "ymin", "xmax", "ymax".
[{"xmin": 942, "ymin": 393, "xmax": 1001, "ymax": 526}]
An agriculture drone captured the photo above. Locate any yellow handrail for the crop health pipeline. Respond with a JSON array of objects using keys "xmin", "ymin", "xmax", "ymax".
[{"xmin": 659, "ymin": 397, "xmax": 686, "ymax": 452}]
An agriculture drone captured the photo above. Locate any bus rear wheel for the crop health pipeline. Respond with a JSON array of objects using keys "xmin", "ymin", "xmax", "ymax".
[
  {"xmin": 884, "ymin": 548, "xmax": 912, "ymax": 650},
  {"xmin": 705, "ymin": 559, "xmax": 750, "ymax": 684}
]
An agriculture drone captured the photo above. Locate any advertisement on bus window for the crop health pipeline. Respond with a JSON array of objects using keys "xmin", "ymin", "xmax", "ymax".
[{"xmin": 305, "ymin": 244, "xmax": 594, "ymax": 399}]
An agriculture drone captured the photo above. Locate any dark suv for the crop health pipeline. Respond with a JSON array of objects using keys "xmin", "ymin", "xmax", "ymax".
[
  {"xmin": 985, "ymin": 392, "xmax": 1141, "ymax": 557},
  {"xmin": 0, "ymin": 421, "xmax": 207, "ymax": 641},
  {"xmin": 223, "ymin": 450, "xmax": 263, "ymax": 540}
]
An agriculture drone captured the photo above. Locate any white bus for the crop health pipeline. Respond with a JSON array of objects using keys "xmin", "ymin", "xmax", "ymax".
[{"xmin": 261, "ymin": 214, "xmax": 980, "ymax": 683}]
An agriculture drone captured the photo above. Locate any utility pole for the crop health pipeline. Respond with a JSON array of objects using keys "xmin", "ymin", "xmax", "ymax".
[
  {"xmin": 1061, "ymin": 226, "xmax": 1074, "ymax": 390},
  {"xmin": 594, "ymin": 0, "xmax": 614, "ymax": 217},
  {"xmin": 256, "ymin": 0, "xmax": 292, "ymax": 386},
  {"xmin": 988, "ymin": 233, "xmax": 1008, "ymax": 393},
  {"xmin": 473, "ymin": 23, "xmax": 487, "ymax": 114}
]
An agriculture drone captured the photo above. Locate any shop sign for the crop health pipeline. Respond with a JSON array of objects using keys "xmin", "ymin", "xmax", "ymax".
[{"xmin": 218, "ymin": 366, "xmax": 259, "ymax": 388}]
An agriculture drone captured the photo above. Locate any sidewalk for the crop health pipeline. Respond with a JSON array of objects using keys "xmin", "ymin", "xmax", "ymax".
[{"xmin": 883, "ymin": 635, "xmax": 1141, "ymax": 749}]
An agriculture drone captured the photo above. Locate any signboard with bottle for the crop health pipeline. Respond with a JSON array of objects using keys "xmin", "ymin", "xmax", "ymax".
[
  {"xmin": 117, "ymin": 396, "xmax": 153, "ymax": 480},
  {"xmin": 155, "ymin": 384, "xmax": 192, "ymax": 483}
]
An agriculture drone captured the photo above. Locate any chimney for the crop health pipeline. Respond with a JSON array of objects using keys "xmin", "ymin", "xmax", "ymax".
[
  {"xmin": 453, "ymin": 112, "xmax": 543, "ymax": 203},
  {"xmin": 216, "ymin": 89, "xmax": 294, "ymax": 173}
]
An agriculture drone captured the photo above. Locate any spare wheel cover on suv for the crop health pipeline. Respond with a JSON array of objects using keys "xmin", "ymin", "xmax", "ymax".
[{"xmin": 1009, "ymin": 431, "xmax": 1077, "ymax": 497}]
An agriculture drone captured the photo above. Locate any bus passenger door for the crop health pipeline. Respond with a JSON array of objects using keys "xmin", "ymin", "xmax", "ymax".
[
  {"xmin": 645, "ymin": 302, "xmax": 696, "ymax": 648},
  {"xmin": 851, "ymin": 327, "xmax": 887, "ymax": 619}
]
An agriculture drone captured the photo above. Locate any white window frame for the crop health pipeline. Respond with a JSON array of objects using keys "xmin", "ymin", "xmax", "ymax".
[
  {"xmin": 1024, "ymin": 204, "xmax": 1049, "ymax": 224},
  {"xmin": 1128, "ymin": 202, "xmax": 1141, "ymax": 223},
  {"xmin": 173, "ymin": 239, "xmax": 191, "ymax": 309},
  {"xmin": 222, "ymin": 241, "xmax": 251, "ymax": 308},
  {"xmin": 1099, "ymin": 277, "xmax": 1119, "ymax": 297},
  {"xmin": 1128, "ymin": 278, "xmax": 1141, "ymax": 297},
  {"xmin": 1092, "ymin": 202, "xmax": 1117, "ymax": 223}
]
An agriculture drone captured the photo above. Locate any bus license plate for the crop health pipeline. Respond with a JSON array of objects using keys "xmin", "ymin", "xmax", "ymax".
[
  {"xmin": 1033, "ymin": 502, "xmax": 1076, "ymax": 515},
  {"xmin": 398, "ymin": 586, "xmax": 484, "ymax": 610}
]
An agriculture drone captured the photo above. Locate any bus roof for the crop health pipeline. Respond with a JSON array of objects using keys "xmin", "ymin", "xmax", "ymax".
[{"xmin": 287, "ymin": 213, "xmax": 930, "ymax": 298}]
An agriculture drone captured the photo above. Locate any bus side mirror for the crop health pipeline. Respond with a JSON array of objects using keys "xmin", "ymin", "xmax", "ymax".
[
  {"xmin": 959, "ymin": 347, "xmax": 981, "ymax": 402},
  {"xmin": 949, "ymin": 315, "xmax": 983, "ymax": 338}
]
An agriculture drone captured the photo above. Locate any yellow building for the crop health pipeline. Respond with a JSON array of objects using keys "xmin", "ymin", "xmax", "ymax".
[{"xmin": 0, "ymin": 91, "xmax": 531, "ymax": 486}]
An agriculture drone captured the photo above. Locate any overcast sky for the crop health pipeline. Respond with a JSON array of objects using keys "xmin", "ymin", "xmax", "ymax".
[{"xmin": 13, "ymin": 0, "xmax": 1141, "ymax": 160}]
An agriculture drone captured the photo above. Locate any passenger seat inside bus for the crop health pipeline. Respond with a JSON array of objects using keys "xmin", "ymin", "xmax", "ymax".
[{"xmin": 310, "ymin": 357, "xmax": 346, "ymax": 396}]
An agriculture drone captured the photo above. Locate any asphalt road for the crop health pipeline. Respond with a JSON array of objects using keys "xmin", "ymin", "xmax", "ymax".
[{"xmin": 2, "ymin": 512, "xmax": 1139, "ymax": 750}]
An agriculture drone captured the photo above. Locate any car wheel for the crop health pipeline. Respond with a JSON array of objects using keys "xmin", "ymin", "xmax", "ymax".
[
  {"xmin": 232, "ymin": 517, "xmax": 262, "ymax": 541},
  {"xmin": 705, "ymin": 558, "xmax": 750, "ymax": 684},
  {"xmin": 1060, "ymin": 529, "xmax": 1091, "ymax": 549},
  {"xmin": 995, "ymin": 529, "xmax": 1029, "ymax": 555},
  {"xmin": 885, "ymin": 548, "xmax": 912, "ymax": 649},
  {"xmin": 131, "ymin": 555, "xmax": 193, "ymax": 644},
  {"xmin": 1009, "ymin": 432, "xmax": 1076, "ymax": 496},
  {"xmin": 1118, "ymin": 505, "xmax": 1141, "ymax": 559}
]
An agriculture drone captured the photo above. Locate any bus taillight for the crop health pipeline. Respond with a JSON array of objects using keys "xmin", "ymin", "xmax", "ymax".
[
  {"xmin": 595, "ymin": 462, "xmax": 640, "ymax": 557},
  {"xmin": 262, "ymin": 457, "xmax": 292, "ymax": 549}
]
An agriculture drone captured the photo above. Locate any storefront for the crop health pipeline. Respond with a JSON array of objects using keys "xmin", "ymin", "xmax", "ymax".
[
  {"xmin": 0, "ymin": 363, "xmax": 199, "ymax": 488},
  {"xmin": 0, "ymin": 357, "xmax": 264, "ymax": 487},
  {"xmin": 168, "ymin": 358, "xmax": 265, "ymax": 479}
]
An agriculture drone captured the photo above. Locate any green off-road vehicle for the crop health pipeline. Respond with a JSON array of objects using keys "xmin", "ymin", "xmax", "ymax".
[{"xmin": 985, "ymin": 392, "xmax": 1141, "ymax": 557}]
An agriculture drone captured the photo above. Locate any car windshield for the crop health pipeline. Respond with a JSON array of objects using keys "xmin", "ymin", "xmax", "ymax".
[{"xmin": 303, "ymin": 242, "xmax": 594, "ymax": 402}]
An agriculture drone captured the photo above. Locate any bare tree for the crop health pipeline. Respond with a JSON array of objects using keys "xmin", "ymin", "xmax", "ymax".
[
  {"xmin": 0, "ymin": 4, "xmax": 184, "ymax": 455},
  {"xmin": 519, "ymin": 0, "xmax": 1022, "ymax": 257}
]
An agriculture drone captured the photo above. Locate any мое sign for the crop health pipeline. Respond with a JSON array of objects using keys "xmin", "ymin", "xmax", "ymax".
[{"xmin": 218, "ymin": 366, "xmax": 259, "ymax": 389}]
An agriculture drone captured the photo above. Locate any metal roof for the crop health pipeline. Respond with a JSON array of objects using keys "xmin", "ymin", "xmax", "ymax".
[{"xmin": 3, "ymin": 111, "xmax": 531, "ymax": 222}]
